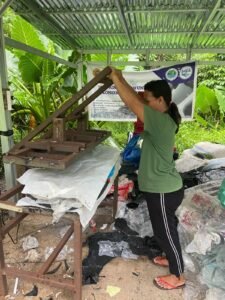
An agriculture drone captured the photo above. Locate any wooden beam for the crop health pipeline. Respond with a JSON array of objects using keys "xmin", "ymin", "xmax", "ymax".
[
  {"xmin": 0, "ymin": 201, "xmax": 23, "ymax": 213},
  {"xmin": 0, "ymin": 184, "xmax": 23, "ymax": 201}
]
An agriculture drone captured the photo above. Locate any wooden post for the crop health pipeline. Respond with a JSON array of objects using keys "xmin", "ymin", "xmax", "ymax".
[
  {"xmin": 76, "ymin": 113, "xmax": 88, "ymax": 132},
  {"xmin": 73, "ymin": 216, "xmax": 82, "ymax": 300},
  {"xmin": 53, "ymin": 118, "xmax": 65, "ymax": 143},
  {"xmin": 113, "ymin": 175, "xmax": 119, "ymax": 219}
]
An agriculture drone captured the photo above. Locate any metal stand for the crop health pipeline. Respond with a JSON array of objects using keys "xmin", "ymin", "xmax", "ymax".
[
  {"xmin": 0, "ymin": 176, "xmax": 118, "ymax": 299},
  {"xmin": 0, "ymin": 207, "xmax": 82, "ymax": 299}
]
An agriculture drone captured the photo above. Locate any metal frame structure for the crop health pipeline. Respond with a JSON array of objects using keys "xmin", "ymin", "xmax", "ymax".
[
  {"xmin": 0, "ymin": 185, "xmax": 83, "ymax": 300},
  {"xmin": 3, "ymin": 67, "xmax": 112, "ymax": 170},
  {"xmin": 0, "ymin": 175, "xmax": 118, "ymax": 300}
]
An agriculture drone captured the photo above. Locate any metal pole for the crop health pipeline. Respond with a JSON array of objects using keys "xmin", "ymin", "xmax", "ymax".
[
  {"xmin": 77, "ymin": 52, "xmax": 84, "ymax": 107},
  {"xmin": 0, "ymin": 17, "xmax": 16, "ymax": 188},
  {"xmin": 77, "ymin": 52, "xmax": 83, "ymax": 91},
  {"xmin": 186, "ymin": 47, "xmax": 192, "ymax": 61},
  {"xmin": 107, "ymin": 50, "xmax": 112, "ymax": 66},
  {"xmin": 5, "ymin": 37, "xmax": 79, "ymax": 69}
]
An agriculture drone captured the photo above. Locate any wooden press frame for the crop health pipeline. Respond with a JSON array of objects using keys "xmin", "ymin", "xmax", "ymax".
[
  {"xmin": 3, "ymin": 67, "xmax": 113, "ymax": 170},
  {"xmin": 0, "ymin": 175, "xmax": 118, "ymax": 300}
]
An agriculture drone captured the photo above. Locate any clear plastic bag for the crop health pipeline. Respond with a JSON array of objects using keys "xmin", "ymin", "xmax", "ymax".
[
  {"xmin": 183, "ymin": 279, "xmax": 208, "ymax": 300},
  {"xmin": 185, "ymin": 229, "xmax": 221, "ymax": 255},
  {"xmin": 21, "ymin": 235, "xmax": 39, "ymax": 251},
  {"xmin": 177, "ymin": 181, "xmax": 224, "ymax": 236},
  {"xmin": 115, "ymin": 200, "xmax": 153, "ymax": 238},
  {"xmin": 98, "ymin": 240, "xmax": 138, "ymax": 260},
  {"xmin": 201, "ymin": 264, "xmax": 225, "ymax": 290},
  {"xmin": 205, "ymin": 287, "xmax": 225, "ymax": 300}
]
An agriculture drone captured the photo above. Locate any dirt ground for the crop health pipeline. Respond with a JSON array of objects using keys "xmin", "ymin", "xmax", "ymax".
[{"xmin": 0, "ymin": 202, "xmax": 184, "ymax": 300}]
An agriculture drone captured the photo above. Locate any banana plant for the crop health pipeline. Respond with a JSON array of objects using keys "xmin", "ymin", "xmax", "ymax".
[
  {"xmin": 6, "ymin": 15, "xmax": 79, "ymax": 134},
  {"xmin": 215, "ymin": 87, "xmax": 225, "ymax": 121},
  {"xmin": 194, "ymin": 85, "xmax": 225, "ymax": 128}
]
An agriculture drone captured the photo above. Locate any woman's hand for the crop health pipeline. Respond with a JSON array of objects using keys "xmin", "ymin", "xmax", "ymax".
[
  {"xmin": 92, "ymin": 67, "xmax": 123, "ymax": 82},
  {"xmin": 92, "ymin": 68, "xmax": 101, "ymax": 77},
  {"xmin": 108, "ymin": 67, "xmax": 123, "ymax": 82}
]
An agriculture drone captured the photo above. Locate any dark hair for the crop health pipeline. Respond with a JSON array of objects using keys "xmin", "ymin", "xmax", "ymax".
[{"xmin": 144, "ymin": 80, "xmax": 181, "ymax": 133}]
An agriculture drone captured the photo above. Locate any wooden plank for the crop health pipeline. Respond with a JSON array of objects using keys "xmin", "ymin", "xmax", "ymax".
[
  {"xmin": 53, "ymin": 118, "xmax": 65, "ymax": 142},
  {"xmin": 24, "ymin": 141, "xmax": 86, "ymax": 153},
  {"xmin": 66, "ymin": 129, "xmax": 110, "ymax": 138},
  {"xmin": 20, "ymin": 151, "xmax": 67, "ymax": 159},
  {"xmin": 65, "ymin": 79, "xmax": 112, "ymax": 122},
  {"xmin": 73, "ymin": 135, "xmax": 97, "ymax": 142},
  {"xmin": 23, "ymin": 140, "xmax": 50, "ymax": 151},
  {"xmin": 0, "ymin": 201, "xmax": 24, "ymax": 213},
  {"xmin": 3, "ymin": 155, "xmax": 65, "ymax": 170},
  {"xmin": 5, "ymin": 148, "xmax": 30, "ymax": 156},
  {"xmin": 11, "ymin": 67, "xmax": 112, "ymax": 151},
  {"xmin": 73, "ymin": 217, "xmax": 82, "ymax": 299},
  {"xmin": 49, "ymin": 142, "xmax": 86, "ymax": 153},
  {"xmin": 76, "ymin": 113, "xmax": 88, "ymax": 132},
  {"xmin": 0, "ymin": 184, "xmax": 23, "ymax": 201}
]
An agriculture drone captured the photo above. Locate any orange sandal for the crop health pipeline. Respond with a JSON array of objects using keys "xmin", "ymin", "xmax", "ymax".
[
  {"xmin": 152, "ymin": 256, "xmax": 169, "ymax": 267},
  {"xmin": 153, "ymin": 277, "xmax": 185, "ymax": 290}
]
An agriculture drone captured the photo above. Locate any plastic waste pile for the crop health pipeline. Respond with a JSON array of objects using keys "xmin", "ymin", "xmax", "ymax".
[{"xmin": 177, "ymin": 181, "xmax": 225, "ymax": 299}]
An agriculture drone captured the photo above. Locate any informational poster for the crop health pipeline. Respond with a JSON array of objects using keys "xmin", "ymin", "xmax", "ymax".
[{"xmin": 87, "ymin": 61, "xmax": 197, "ymax": 121}]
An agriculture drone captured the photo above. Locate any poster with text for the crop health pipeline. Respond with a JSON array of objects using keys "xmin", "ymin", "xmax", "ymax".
[{"xmin": 87, "ymin": 61, "xmax": 197, "ymax": 121}]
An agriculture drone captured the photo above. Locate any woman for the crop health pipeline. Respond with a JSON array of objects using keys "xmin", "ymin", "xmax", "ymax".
[{"xmin": 108, "ymin": 67, "xmax": 185, "ymax": 290}]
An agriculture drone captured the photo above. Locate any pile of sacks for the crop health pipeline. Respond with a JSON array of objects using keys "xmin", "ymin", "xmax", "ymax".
[{"xmin": 16, "ymin": 145, "xmax": 120, "ymax": 228}]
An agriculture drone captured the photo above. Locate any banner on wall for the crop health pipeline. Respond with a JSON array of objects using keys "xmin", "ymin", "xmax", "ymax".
[{"xmin": 87, "ymin": 61, "xmax": 197, "ymax": 121}]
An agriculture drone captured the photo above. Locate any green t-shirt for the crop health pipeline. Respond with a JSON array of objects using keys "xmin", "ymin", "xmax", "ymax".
[{"xmin": 138, "ymin": 105, "xmax": 182, "ymax": 193}]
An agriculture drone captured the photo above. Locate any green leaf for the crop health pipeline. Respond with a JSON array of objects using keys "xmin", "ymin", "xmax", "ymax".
[
  {"xmin": 195, "ymin": 85, "xmax": 218, "ymax": 113},
  {"xmin": 215, "ymin": 88, "xmax": 225, "ymax": 116},
  {"xmin": 41, "ymin": 60, "xmax": 55, "ymax": 87},
  {"xmin": 194, "ymin": 114, "xmax": 208, "ymax": 127},
  {"xmin": 11, "ymin": 16, "xmax": 45, "ymax": 51},
  {"xmin": 19, "ymin": 53, "xmax": 43, "ymax": 83}
]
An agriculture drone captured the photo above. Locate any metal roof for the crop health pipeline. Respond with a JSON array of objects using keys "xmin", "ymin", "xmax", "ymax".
[{"xmin": 9, "ymin": 0, "xmax": 225, "ymax": 53}]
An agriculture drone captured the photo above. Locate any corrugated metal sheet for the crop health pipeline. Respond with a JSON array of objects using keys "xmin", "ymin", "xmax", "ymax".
[{"xmin": 10, "ymin": 0, "xmax": 225, "ymax": 51}]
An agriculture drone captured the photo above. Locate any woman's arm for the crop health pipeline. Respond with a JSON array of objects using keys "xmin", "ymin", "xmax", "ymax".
[{"xmin": 109, "ymin": 68, "xmax": 144, "ymax": 122}]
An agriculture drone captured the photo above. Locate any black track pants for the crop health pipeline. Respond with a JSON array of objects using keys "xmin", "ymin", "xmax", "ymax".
[{"xmin": 143, "ymin": 188, "xmax": 184, "ymax": 277}]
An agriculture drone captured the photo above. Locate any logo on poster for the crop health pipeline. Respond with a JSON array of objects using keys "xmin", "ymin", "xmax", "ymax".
[
  {"xmin": 180, "ymin": 66, "xmax": 193, "ymax": 80},
  {"xmin": 165, "ymin": 68, "xmax": 178, "ymax": 81}
]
